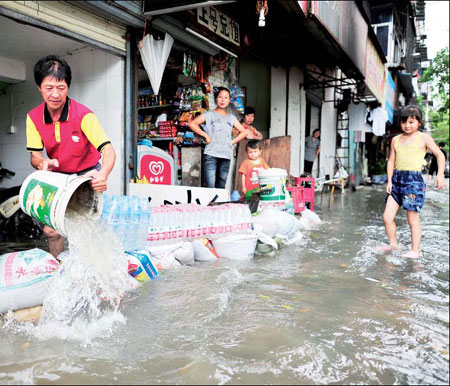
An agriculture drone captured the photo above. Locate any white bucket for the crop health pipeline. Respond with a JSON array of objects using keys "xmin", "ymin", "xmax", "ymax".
[
  {"xmin": 258, "ymin": 168, "xmax": 288, "ymax": 202},
  {"xmin": 212, "ymin": 233, "xmax": 258, "ymax": 260},
  {"xmin": 19, "ymin": 171, "xmax": 104, "ymax": 238}
]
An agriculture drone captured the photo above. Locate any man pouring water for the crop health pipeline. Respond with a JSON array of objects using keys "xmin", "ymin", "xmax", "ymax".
[{"xmin": 26, "ymin": 55, "xmax": 116, "ymax": 258}]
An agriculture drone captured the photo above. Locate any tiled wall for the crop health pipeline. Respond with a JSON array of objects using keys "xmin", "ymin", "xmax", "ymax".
[{"xmin": 0, "ymin": 47, "xmax": 125, "ymax": 195}]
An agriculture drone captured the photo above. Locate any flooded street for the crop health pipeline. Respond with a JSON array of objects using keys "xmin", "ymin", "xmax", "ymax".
[{"xmin": 1, "ymin": 184, "xmax": 449, "ymax": 385}]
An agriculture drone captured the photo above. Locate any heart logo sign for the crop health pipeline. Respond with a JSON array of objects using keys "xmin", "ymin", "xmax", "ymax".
[{"xmin": 149, "ymin": 161, "xmax": 164, "ymax": 175}]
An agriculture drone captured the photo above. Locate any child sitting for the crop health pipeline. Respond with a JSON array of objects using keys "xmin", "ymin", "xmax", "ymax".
[{"xmin": 238, "ymin": 140, "xmax": 269, "ymax": 196}]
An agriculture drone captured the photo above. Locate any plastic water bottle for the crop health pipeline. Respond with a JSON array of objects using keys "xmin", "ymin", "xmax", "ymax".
[
  {"xmin": 137, "ymin": 198, "xmax": 151, "ymax": 249},
  {"xmin": 119, "ymin": 196, "xmax": 131, "ymax": 250},
  {"xmin": 128, "ymin": 196, "xmax": 141, "ymax": 249},
  {"xmin": 101, "ymin": 194, "xmax": 113, "ymax": 224},
  {"xmin": 224, "ymin": 204, "xmax": 233, "ymax": 234},
  {"xmin": 148, "ymin": 206, "xmax": 160, "ymax": 244},
  {"xmin": 175, "ymin": 206, "xmax": 184, "ymax": 240},
  {"xmin": 108, "ymin": 195, "xmax": 121, "ymax": 235}
]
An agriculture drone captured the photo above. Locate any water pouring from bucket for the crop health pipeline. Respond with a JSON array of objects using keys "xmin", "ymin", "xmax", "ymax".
[
  {"xmin": 17, "ymin": 171, "xmax": 129, "ymax": 341},
  {"xmin": 19, "ymin": 170, "xmax": 104, "ymax": 238}
]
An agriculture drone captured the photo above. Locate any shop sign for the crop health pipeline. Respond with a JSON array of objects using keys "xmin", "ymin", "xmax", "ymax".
[
  {"xmin": 197, "ymin": 6, "xmax": 240, "ymax": 46},
  {"xmin": 384, "ymin": 70, "xmax": 395, "ymax": 123},
  {"xmin": 365, "ymin": 37, "xmax": 385, "ymax": 104},
  {"xmin": 311, "ymin": 1, "xmax": 367, "ymax": 76},
  {"xmin": 129, "ymin": 184, "xmax": 230, "ymax": 206},
  {"xmin": 140, "ymin": 156, "xmax": 173, "ymax": 185}
]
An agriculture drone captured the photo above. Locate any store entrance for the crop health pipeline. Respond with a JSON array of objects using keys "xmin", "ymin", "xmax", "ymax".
[{"xmin": 135, "ymin": 40, "xmax": 213, "ymax": 187}]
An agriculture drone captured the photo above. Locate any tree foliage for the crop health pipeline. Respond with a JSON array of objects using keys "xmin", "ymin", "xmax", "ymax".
[
  {"xmin": 421, "ymin": 47, "xmax": 449, "ymax": 150},
  {"xmin": 422, "ymin": 47, "xmax": 449, "ymax": 114}
]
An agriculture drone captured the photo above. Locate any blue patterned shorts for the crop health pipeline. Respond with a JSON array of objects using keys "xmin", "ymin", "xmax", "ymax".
[{"xmin": 387, "ymin": 170, "xmax": 426, "ymax": 213}]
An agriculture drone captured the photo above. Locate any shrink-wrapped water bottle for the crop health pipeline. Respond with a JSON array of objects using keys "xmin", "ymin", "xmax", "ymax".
[
  {"xmin": 101, "ymin": 194, "xmax": 113, "ymax": 224},
  {"xmin": 128, "ymin": 196, "xmax": 141, "ymax": 249},
  {"xmin": 137, "ymin": 198, "xmax": 151, "ymax": 249},
  {"xmin": 108, "ymin": 195, "xmax": 121, "ymax": 235},
  {"xmin": 118, "ymin": 196, "xmax": 131, "ymax": 250}
]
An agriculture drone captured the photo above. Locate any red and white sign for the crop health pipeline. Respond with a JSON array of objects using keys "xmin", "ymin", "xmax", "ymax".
[{"xmin": 140, "ymin": 155, "xmax": 173, "ymax": 185}]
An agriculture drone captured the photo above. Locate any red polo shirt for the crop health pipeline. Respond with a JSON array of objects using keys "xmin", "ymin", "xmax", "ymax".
[{"xmin": 26, "ymin": 98, "xmax": 111, "ymax": 173}]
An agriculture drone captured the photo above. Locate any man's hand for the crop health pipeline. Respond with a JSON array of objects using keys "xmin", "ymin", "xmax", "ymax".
[
  {"xmin": 435, "ymin": 174, "xmax": 445, "ymax": 190},
  {"xmin": 204, "ymin": 134, "xmax": 212, "ymax": 144},
  {"xmin": 42, "ymin": 159, "xmax": 59, "ymax": 171},
  {"xmin": 84, "ymin": 170, "xmax": 108, "ymax": 192}
]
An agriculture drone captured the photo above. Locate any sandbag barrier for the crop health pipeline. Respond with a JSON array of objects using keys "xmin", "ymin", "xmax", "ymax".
[{"xmin": 1, "ymin": 207, "xmax": 321, "ymax": 316}]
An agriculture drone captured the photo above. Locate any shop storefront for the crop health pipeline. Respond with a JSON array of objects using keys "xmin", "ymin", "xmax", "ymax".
[{"xmin": 129, "ymin": 3, "xmax": 244, "ymax": 201}]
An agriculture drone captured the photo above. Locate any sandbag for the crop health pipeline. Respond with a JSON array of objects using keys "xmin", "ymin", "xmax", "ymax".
[
  {"xmin": 148, "ymin": 242, "xmax": 193, "ymax": 267},
  {"xmin": 151, "ymin": 252, "xmax": 181, "ymax": 270},
  {"xmin": 298, "ymin": 208, "xmax": 322, "ymax": 229},
  {"xmin": 0, "ymin": 248, "xmax": 59, "ymax": 314},
  {"xmin": 173, "ymin": 242, "xmax": 194, "ymax": 266},
  {"xmin": 276, "ymin": 211, "xmax": 300, "ymax": 240},
  {"xmin": 252, "ymin": 209, "xmax": 281, "ymax": 237},
  {"xmin": 277, "ymin": 231, "xmax": 304, "ymax": 246},
  {"xmin": 148, "ymin": 242, "xmax": 184, "ymax": 257},
  {"xmin": 192, "ymin": 239, "xmax": 219, "ymax": 261},
  {"xmin": 252, "ymin": 209, "xmax": 300, "ymax": 240},
  {"xmin": 212, "ymin": 233, "xmax": 258, "ymax": 260},
  {"xmin": 252, "ymin": 224, "xmax": 278, "ymax": 250}
]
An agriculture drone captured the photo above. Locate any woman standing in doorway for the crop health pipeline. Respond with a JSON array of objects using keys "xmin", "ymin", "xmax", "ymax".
[
  {"xmin": 189, "ymin": 87, "xmax": 248, "ymax": 188},
  {"xmin": 304, "ymin": 129, "xmax": 321, "ymax": 175}
]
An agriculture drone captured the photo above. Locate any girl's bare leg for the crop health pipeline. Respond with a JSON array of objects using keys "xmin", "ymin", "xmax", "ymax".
[
  {"xmin": 406, "ymin": 210, "xmax": 422, "ymax": 254},
  {"xmin": 382, "ymin": 195, "xmax": 400, "ymax": 247}
]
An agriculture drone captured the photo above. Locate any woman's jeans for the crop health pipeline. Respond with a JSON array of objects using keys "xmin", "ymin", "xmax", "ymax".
[
  {"xmin": 203, "ymin": 154, "xmax": 230, "ymax": 188},
  {"xmin": 304, "ymin": 160, "xmax": 314, "ymax": 174}
]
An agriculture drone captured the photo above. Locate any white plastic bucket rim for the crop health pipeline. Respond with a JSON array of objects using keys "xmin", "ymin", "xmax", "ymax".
[{"xmin": 19, "ymin": 171, "xmax": 103, "ymax": 238}]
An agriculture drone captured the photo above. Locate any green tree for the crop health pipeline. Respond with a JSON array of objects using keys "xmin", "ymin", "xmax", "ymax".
[
  {"xmin": 421, "ymin": 47, "xmax": 449, "ymax": 151},
  {"xmin": 422, "ymin": 47, "xmax": 449, "ymax": 114}
]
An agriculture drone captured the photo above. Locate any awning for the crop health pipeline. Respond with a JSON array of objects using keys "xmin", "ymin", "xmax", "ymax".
[
  {"xmin": 398, "ymin": 73, "xmax": 414, "ymax": 95},
  {"xmin": 143, "ymin": 0, "xmax": 235, "ymax": 16},
  {"xmin": 151, "ymin": 15, "xmax": 220, "ymax": 56}
]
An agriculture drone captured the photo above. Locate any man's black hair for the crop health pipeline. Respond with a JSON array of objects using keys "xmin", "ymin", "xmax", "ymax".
[
  {"xmin": 400, "ymin": 105, "xmax": 423, "ymax": 123},
  {"xmin": 439, "ymin": 142, "xmax": 446, "ymax": 147},
  {"xmin": 34, "ymin": 55, "xmax": 72, "ymax": 87},
  {"xmin": 246, "ymin": 139, "xmax": 262, "ymax": 150}
]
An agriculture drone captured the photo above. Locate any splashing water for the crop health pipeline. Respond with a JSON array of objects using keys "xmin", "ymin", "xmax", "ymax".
[{"xmin": 27, "ymin": 210, "xmax": 129, "ymax": 344}]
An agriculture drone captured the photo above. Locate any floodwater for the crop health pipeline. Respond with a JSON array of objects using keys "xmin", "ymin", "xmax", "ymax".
[{"xmin": 1, "ymin": 183, "xmax": 449, "ymax": 385}]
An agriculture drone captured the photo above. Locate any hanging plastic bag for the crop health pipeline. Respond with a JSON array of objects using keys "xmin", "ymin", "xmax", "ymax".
[
  {"xmin": 139, "ymin": 32, "xmax": 174, "ymax": 95},
  {"xmin": 230, "ymin": 83, "xmax": 245, "ymax": 114}
]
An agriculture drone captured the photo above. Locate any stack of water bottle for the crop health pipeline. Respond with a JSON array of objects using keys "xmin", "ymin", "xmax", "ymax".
[
  {"xmin": 101, "ymin": 194, "xmax": 152, "ymax": 251},
  {"xmin": 147, "ymin": 203, "xmax": 253, "ymax": 245}
]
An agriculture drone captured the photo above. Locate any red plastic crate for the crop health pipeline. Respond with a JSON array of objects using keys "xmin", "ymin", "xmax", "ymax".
[
  {"xmin": 287, "ymin": 186, "xmax": 306, "ymax": 213},
  {"xmin": 293, "ymin": 177, "xmax": 315, "ymax": 211}
]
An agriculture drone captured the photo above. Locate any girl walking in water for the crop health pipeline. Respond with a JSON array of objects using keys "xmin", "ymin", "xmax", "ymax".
[{"xmin": 379, "ymin": 105, "xmax": 445, "ymax": 258}]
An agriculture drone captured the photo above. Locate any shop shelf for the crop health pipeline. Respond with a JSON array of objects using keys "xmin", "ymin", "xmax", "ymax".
[{"xmin": 138, "ymin": 104, "xmax": 172, "ymax": 111}]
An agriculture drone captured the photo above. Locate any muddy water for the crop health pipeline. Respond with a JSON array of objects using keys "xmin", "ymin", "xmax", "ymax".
[{"xmin": 1, "ymin": 184, "xmax": 448, "ymax": 385}]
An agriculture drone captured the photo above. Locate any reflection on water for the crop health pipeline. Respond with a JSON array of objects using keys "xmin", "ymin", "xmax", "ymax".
[{"xmin": 1, "ymin": 184, "xmax": 449, "ymax": 385}]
